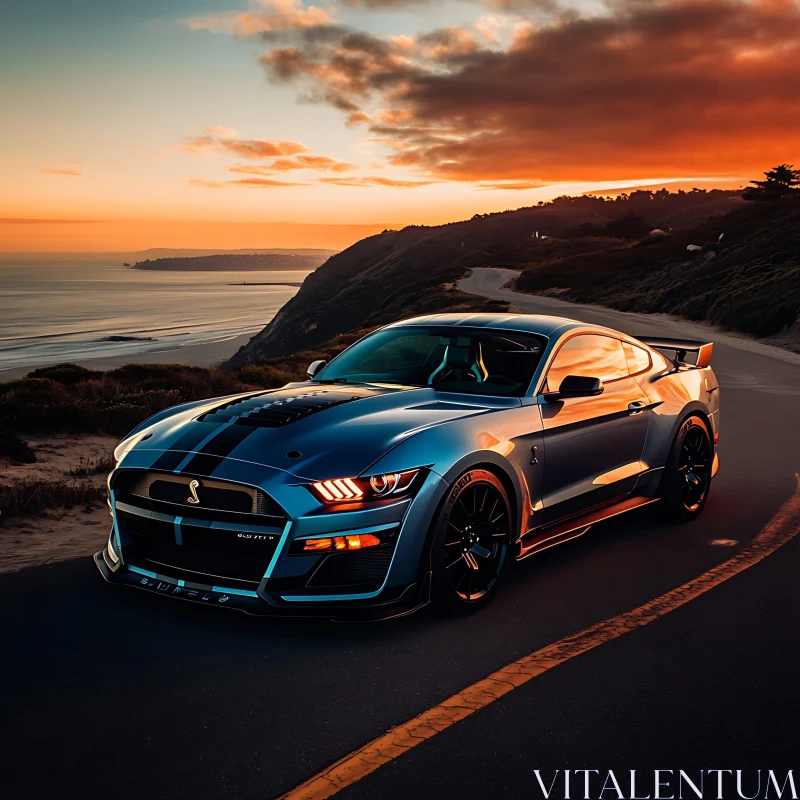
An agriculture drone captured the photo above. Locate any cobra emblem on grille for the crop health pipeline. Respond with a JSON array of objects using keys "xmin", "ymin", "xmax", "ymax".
[{"xmin": 186, "ymin": 479, "xmax": 201, "ymax": 505}]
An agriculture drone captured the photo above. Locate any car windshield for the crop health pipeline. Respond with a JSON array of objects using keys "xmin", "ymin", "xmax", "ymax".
[{"xmin": 314, "ymin": 327, "xmax": 546, "ymax": 397}]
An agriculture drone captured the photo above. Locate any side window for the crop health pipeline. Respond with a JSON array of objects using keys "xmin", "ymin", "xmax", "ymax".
[
  {"xmin": 545, "ymin": 335, "xmax": 629, "ymax": 392},
  {"xmin": 622, "ymin": 342, "xmax": 652, "ymax": 376}
]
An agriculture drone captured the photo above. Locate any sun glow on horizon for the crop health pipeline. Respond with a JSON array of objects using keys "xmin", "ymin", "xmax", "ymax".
[{"xmin": 0, "ymin": 0, "xmax": 793, "ymax": 250}]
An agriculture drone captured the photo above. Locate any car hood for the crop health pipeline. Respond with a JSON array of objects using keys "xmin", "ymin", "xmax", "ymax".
[{"xmin": 123, "ymin": 383, "xmax": 507, "ymax": 481}]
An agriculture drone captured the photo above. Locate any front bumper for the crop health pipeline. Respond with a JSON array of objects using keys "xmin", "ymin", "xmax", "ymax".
[
  {"xmin": 97, "ymin": 467, "xmax": 446, "ymax": 620},
  {"xmin": 94, "ymin": 548, "xmax": 430, "ymax": 621}
]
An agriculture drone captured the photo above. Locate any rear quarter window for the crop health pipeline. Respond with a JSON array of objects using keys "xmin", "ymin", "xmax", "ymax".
[
  {"xmin": 623, "ymin": 342, "xmax": 652, "ymax": 375},
  {"xmin": 545, "ymin": 334, "xmax": 629, "ymax": 392}
]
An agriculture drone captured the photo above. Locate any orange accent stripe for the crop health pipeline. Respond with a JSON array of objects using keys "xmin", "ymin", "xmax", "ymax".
[{"xmin": 277, "ymin": 475, "xmax": 800, "ymax": 800}]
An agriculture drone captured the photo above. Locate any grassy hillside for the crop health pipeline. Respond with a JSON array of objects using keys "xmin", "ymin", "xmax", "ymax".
[
  {"xmin": 225, "ymin": 189, "xmax": 741, "ymax": 365},
  {"xmin": 515, "ymin": 198, "xmax": 800, "ymax": 342},
  {"xmin": 0, "ymin": 330, "xmax": 385, "ymax": 436}
]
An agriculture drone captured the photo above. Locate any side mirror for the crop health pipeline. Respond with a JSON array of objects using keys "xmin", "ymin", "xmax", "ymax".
[
  {"xmin": 546, "ymin": 374, "xmax": 604, "ymax": 401},
  {"xmin": 307, "ymin": 360, "xmax": 327, "ymax": 379}
]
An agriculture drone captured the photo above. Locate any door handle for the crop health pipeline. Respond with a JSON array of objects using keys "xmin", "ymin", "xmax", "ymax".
[{"xmin": 628, "ymin": 401, "xmax": 647, "ymax": 415}]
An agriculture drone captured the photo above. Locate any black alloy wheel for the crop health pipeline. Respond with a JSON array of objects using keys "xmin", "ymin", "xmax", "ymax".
[
  {"xmin": 661, "ymin": 416, "xmax": 714, "ymax": 521},
  {"xmin": 679, "ymin": 424, "xmax": 713, "ymax": 512},
  {"xmin": 430, "ymin": 469, "xmax": 512, "ymax": 613}
]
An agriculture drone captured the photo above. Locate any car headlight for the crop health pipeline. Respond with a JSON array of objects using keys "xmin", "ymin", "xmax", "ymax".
[{"xmin": 309, "ymin": 469, "xmax": 422, "ymax": 505}]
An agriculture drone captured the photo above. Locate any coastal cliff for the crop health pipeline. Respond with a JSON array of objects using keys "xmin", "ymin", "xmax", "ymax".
[{"xmin": 224, "ymin": 190, "xmax": 744, "ymax": 366}]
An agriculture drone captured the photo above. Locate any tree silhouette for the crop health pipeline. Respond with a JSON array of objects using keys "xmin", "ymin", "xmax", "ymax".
[{"xmin": 744, "ymin": 164, "xmax": 800, "ymax": 201}]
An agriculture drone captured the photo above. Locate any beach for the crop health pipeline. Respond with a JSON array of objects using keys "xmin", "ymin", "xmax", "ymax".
[
  {"xmin": 0, "ymin": 255, "xmax": 310, "ymax": 381},
  {"xmin": 0, "ymin": 332, "xmax": 252, "ymax": 382}
]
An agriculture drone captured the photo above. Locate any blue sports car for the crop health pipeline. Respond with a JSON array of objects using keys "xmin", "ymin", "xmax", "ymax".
[{"xmin": 96, "ymin": 314, "xmax": 720, "ymax": 619}]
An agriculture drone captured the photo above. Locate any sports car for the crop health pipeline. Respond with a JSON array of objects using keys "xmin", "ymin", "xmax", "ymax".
[{"xmin": 95, "ymin": 314, "xmax": 720, "ymax": 619}]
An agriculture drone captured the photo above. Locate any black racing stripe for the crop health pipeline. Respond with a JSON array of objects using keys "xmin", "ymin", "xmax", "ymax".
[
  {"xmin": 180, "ymin": 454, "xmax": 228, "ymax": 477},
  {"xmin": 149, "ymin": 425, "xmax": 214, "ymax": 471},
  {"xmin": 148, "ymin": 450, "xmax": 186, "ymax": 472},
  {"xmin": 179, "ymin": 423, "xmax": 255, "ymax": 477}
]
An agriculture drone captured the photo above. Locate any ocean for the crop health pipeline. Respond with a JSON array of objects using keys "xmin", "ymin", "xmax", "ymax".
[{"xmin": 0, "ymin": 255, "xmax": 311, "ymax": 373}]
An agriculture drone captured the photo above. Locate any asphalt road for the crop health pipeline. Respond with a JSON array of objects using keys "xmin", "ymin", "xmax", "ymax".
[{"xmin": 2, "ymin": 271, "xmax": 799, "ymax": 800}]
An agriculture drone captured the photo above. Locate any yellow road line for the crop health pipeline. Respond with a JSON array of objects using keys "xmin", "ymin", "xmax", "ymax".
[{"xmin": 278, "ymin": 476, "xmax": 800, "ymax": 800}]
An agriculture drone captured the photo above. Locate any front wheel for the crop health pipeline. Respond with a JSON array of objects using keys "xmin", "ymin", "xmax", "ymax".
[
  {"xmin": 430, "ymin": 469, "xmax": 512, "ymax": 614},
  {"xmin": 659, "ymin": 415, "xmax": 713, "ymax": 521}
]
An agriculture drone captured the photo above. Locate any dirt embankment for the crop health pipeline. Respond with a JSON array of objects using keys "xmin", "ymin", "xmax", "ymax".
[{"xmin": 0, "ymin": 434, "xmax": 117, "ymax": 574}]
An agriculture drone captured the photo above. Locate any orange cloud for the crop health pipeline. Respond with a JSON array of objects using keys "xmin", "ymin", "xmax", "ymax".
[
  {"xmin": 231, "ymin": 178, "xmax": 307, "ymax": 187},
  {"xmin": 229, "ymin": 155, "xmax": 357, "ymax": 174},
  {"xmin": 188, "ymin": 179, "xmax": 230, "ymax": 189},
  {"xmin": 346, "ymin": 111, "xmax": 373, "ymax": 127},
  {"xmin": 320, "ymin": 176, "xmax": 439, "ymax": 187},
  {"xmin": 476, "ymin": 180, "xmax": 548, "ymax": 191},
  {"xmin": 190, "ymin": 176, "xmax": 305, "ymax": 188},
  {"xmin": 183, "ymin": 0, "xmax": 334, "ymax": 37},
  {"xmin": 259, "ymin": 0, "xmax": 800, "ymax": 183},
  {"xmin": 181, "ymin": 132, "xmax": 308, "ymax": 159},
  {"xmin": 202, "ymin": 125, "xmax": 239, "ymax": 138},
  {"xmin": 39, "ymin": 167, "xmax": 82, "ymax": 176}
]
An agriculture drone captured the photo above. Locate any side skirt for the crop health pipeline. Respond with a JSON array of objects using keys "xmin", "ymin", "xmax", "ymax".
[{"xmin": 516, "ymin": 495, "xmax": 660, "ymax": 561}]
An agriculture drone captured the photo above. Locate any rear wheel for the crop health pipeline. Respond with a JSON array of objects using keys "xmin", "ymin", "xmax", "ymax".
[
  {"xmin": 660, "ymin": 415, "xmax": 713, "ymax": 521},
  {"xmin": 430, "ymin": 469, "xmax": 512, "ymax": 613}
]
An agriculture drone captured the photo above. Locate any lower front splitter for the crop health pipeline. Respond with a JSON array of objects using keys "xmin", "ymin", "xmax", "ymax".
[{"xmin": 93, "ymin": 550, "xmax": 428, "ymax": 621}]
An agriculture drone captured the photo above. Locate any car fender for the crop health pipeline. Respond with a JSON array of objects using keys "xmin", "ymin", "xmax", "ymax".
[
  {"xmin": 643, "ymin": 397, "xmax": 716, "ymax": 473},
  {"xmin": 366, "ymin": 419, "xmax": 526, "ymax": 544}
]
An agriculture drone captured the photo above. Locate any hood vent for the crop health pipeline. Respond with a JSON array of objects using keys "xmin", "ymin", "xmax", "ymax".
[{"xmin": 198, "ymin": 389, "xmax": 373, "ymax": 429}]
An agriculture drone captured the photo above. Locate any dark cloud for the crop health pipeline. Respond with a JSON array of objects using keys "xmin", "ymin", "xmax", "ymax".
[{"xmin": 258, "ymin": 0, "xmax": 800, "ymax": 182}]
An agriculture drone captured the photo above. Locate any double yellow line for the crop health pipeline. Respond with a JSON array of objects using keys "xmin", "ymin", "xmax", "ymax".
[{"xmin": 279, "ymin": 476, "xmax": 800, "ymax": 800}]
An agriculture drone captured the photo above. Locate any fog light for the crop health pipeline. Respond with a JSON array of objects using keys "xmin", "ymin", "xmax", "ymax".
[{"xmin": 302, "ymin": 534, "xmax": 381, "ymax": 553}]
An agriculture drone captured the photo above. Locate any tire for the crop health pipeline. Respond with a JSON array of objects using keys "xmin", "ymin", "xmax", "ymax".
[
  {"xmin": 660, "ymin": 415, "xmax": 713, "ymax": 522},
  {"xmin": 430, "ymin": 469, "xmax": 512, "ymax": 614}
]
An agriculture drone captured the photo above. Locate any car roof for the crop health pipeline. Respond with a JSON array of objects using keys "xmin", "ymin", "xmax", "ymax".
[{"xmin": 386, "ymin": 313, "xmax": 589, "ymax": 339}]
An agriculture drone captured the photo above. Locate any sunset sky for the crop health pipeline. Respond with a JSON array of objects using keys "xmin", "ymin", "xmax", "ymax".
[{"xmin": 1, "ymin": 0, "xmax": 797, "ymax": 250}]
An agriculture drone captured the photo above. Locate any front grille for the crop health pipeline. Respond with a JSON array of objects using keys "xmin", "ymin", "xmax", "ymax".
[
  {"xmin": 114, "ymin": 470, "xmax": 286, "ymax": 589},
  {"xmin": 117, "ymin": 510, "xmax": 281, "ymax": 589},
  {"xmin": 126, "ymin": 472, "xmax": 281, "ymax": 519}
]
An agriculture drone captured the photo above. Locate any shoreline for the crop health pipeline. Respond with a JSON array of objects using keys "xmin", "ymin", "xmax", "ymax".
[{"xmin": 0, "ymin": 332, "xmax": 252, "ymax": 382}]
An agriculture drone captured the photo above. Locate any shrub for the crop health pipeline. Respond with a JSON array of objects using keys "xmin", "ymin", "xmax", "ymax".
[
  {"xmin": 68, "ymin": 454, "xmax": 115, "ymax": 477},
  {"xmin": 0, "ymin": 430, "xmax": 36, "ymax": 463},
  {"xmin": 0, "ymin": 364, "xmax": 259, "ymax": 436},
  {"xmin": 0, "ymin": 478, "xmax": 106, "ymax": 520}
]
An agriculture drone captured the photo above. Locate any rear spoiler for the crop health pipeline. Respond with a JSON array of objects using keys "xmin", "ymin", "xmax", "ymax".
[{"xmin": 636, "ymin": 337, "xmax": 714, "ymax": 369}]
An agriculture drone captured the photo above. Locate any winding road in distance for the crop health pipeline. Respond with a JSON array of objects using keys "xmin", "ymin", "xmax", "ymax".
[{"xmin": 1, "ymin": 268, "xmax": 798, "ymax": 800}]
